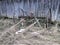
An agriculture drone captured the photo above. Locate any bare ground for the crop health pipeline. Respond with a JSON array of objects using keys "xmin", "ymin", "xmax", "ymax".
[{"xmin": 0, "ymin": 19, "xmax": 60, "ymax": 45}]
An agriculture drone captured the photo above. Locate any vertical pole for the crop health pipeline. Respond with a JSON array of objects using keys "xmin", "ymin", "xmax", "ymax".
[
  {"xmin": 44, "ymin": 0, "xmax": 45, "ymax": 9},
  {"xmin": 0, "ymin": 1, "xmax": 1, "ymax": 17},
  {"xmin": 18, "ymin": 0, "xmax": 20, "ymax": 18},
  {"xmin": 29, "ymin": 0, "xmax": 31, "ymax": 12},
  {"xmin": 1, "ymin": 0, "xmax": 3, "ymax": 17},
  {"xmin": 37, "ymin": 0, "xmax": 38, "ymax": 17},
  {"xmin": 46, "ymin": 0, "xmax": 49, "ymax": 28},
  {"xmin": 49, "ymin": 8, "xmax": 52, "ymax": 23},
  {"xmin": 35, "ymin": 0, "xmax": 36, "ymax": 17},
  {"xmin": 29, "ymin": 0, "xmax": 31, "ymax": 18},
  {"xmin": 6, "ymin": 0, "xmax": 7, "ymax": 18},
  {"xmin": 46, "ymin": 16, "xmax": 48, "ymax": 28},
  {"xmin": 1, "ymin": 0, "xmax": 3, "ymax": 18},
  {"xmin": 28, "ymin": 0, "xmax": 29, "ymax": 11},
  {"xmin": 31, "ymin": 0, "xmax": 33, "ymax": 18},
  {"xmin": 22, "ymin": 0, "xmax": 24, "ymax": 17},
  {"xmin": 13, "ymin": 0, "xmax": 15, "ymax": 23},
  {"xmin": 28, "ymin": 0, "xmax": 29, "ymax": 17},
  {"xmin": 49, "ymin": 0, "xmax": 52, "ymax": 23}
]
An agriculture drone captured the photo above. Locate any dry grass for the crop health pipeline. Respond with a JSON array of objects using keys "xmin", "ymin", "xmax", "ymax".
[{"xmin": 0, "ymin": 19, "xmax": 60, "ymax": 45}]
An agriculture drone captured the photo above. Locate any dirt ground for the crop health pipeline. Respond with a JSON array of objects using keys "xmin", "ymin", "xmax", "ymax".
[{"xmin": 0, "ymin": 19, "xmax": 60, "ymax": 45}]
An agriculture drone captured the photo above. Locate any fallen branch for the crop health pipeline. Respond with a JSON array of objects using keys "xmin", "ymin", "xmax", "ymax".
[
  {"xmin": 0, "ymin": 19, "xmax": 24, "ymax": 38},
  {"xmin": 15, "ymin": 22, "xmax": 37, "ymax": 34}
]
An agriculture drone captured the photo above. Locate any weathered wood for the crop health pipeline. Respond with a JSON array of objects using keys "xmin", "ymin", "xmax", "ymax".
[
  {"xmin": 15, "ymin": 22, "xmax": 37, "ymax": 34},
  {"xmin": 0, "ymin": 19, "xmax": 24, "ymax": 38}
]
